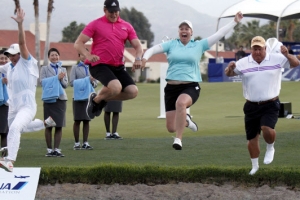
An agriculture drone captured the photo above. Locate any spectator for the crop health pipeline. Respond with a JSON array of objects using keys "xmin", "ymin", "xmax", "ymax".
[
  {"xmin": 70, "ymin": 51, "xmax": 98, "ymax": 150},
  {"xmin": 235, "ymin": 45, "xmax": 246, "ymax": 61},
  {"xmin": 40, "ymin": 48, "xmax": 68, "ymax": 157},
  {"xmin": 104, "ymin": 101, "xmax": 123, "ymax": 140},
  {"xmin": 0, "ymin": 49, "xmax": 9, "ymax": 65},
  {"xmin": 0, "ymin": 49, "xmax": 9, "ymax": 157}
]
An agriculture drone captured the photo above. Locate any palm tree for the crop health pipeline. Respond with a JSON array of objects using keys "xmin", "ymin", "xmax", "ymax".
[
  {"xmin": 239, "ymin": 20, "xmax": 265, "ymax": 48},
  {"xmin": 43, "ymin": 0, "xmax": 54, "ymax": 66},
  {"xmin": 33, "ymin": 0, "xmax": 41, "ymax": 70},
  {"xmin": 260, "ymin": 21, "xmax": 277, "ymax": 39},
  {"xmin": 279, "ymin": 19, "xmax": 300, "ymax": 42}
]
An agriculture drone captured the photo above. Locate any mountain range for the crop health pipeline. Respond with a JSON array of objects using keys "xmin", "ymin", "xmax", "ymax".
[{"xmin": 0, "ymin": 0, "xmax": 232, "ymax": 45}]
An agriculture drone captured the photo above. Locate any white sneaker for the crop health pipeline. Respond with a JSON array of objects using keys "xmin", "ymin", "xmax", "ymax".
[
  {"xmin": 173, "ymin": 138, "xmax": 182, "ymax": 150},
  {"xmin": 249, "ymin": 166, "xmax": 259, "ymax": 175},
  {"xmin": 45, "ymin": 116, "xmax": 56, "ymax": 127},
  {"xmin": 0, "ymin": 157, "xmax": 13, "ymax": 172},
  {"xmin": 186, "ymin": 114, "xmax": 198, "ymax": 132},
  {"xmin": 264, "ymin": 147, "xmax": 275, "ymax": 164}
]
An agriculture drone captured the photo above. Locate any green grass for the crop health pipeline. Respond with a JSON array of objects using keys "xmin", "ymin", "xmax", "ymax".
[{"xmin": 15, "ymin": 81, "xmax": 300, "ymax": 171}]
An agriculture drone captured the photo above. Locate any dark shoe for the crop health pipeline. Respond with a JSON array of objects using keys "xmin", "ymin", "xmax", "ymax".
[
  {"xmin": 104, "ymin": 134, "xmax": 114, "ymax": 140},
  {"xmin": 82, "ymin": 143, "xmax": 93, "ymax": 150},
  {"xmin": 53, "ymin": 149, "xmax": 65, "ymax": 157},
  {"xmin": 73, "ymin": 144, "xmax": 81, "ymax": 150},
  {"xmin": 45, "ymin": 149, "xmax": 54, "ymax": 157},
  {"xmin": 112, "ymin": 132, "xmax": 123, "ymax": 140},
  {"xmin": 0, "ymin": 147, "xmax": 8, "ymax": 157},
  {"xmin": 95, "ymin": 100, "xmax": 107, "ymax": 117},
  {"xmin": 86, "ymin": 92, "xmax": 97, "ymax": 119}
]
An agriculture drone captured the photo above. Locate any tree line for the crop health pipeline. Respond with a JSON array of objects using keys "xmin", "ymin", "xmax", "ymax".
[{"xmin": 225, "ymin": 19, "xmax": 300, "ymax": 50}]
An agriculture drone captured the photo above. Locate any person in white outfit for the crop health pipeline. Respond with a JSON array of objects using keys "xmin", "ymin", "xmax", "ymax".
[
  {"xmin": 225, "ymin": 36, "xmax": 300, "ymax": 175},
  {"xmin": 0, "ymin": 8, "xmax": 56, "ymax": 173}
]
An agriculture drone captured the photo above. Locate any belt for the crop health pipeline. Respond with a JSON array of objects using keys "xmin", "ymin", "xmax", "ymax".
[{"xmin": 246, "ymin": 96, "xmax": 278, "ymax": 105}]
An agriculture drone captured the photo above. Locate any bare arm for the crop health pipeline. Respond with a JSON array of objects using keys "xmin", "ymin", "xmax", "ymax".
[
  {"xmin": 12, "ymin": 9, "xmax": 29, "ymax": 59},
  {"xmin": 225, "ymin": 61, "xmax": 238, "ymax": 77},
  {"xmin": 207, "ymin": 11, "xmax": 243, "ymax": 47},
  {"xmin": 130, "ymin": 38, "xmax": 143, "ymax": 72},
  {"xmin": 280, "ymin": 46, "xmax": 300, "ymax": 68},
  {"xmin": 74, "ymin": 33, "xmax": 99, "ymax": 63}
]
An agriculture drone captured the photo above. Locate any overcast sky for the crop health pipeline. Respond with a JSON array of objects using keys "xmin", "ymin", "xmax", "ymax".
[{"xmin": 175, "ymin": 0, "xmax": 242, "ymax": 17}]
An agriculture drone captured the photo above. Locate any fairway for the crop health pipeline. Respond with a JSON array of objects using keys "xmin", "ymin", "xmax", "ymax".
[{"xmin": 16, "ymin": 82, "xmax": 300, "ymax": 169}]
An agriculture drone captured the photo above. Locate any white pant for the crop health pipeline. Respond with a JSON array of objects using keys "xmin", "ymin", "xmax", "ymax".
[{"xmin": 7, "ymin": 106, "xmax": 45, "ymax": 161}]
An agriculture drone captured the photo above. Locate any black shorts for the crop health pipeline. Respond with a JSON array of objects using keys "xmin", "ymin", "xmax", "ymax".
[
  {"xmin": 243, "ymin": 99, "xmax": 280, "ymax": 140},
  {"xmin": 164, "ymin": 82, "xmax": 200, "ymax": 112},
  {"xmin": 89, "ymin": 64, "xmax": 135, "ymax": 91}
]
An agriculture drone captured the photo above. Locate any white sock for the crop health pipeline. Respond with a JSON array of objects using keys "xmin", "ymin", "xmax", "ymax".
[
  {"xmin": 249, "ymin": 158, "xmax": 259, "ymax": 175},
  {"xmin": 251, "ymin": 158, "xmax": 259, "ymax": 167},
  {"xmin": 106, "ymin": 132, "xmax": 111, "ymax": 136},
  {"xmin": 75, "ymin": 142, "xmax": 80, "ymax": 146},
  {"xmin": 47, "ymin": 148, "xmax": 52, "ymax": 153},
  {"xmin": 266, "ymin": 142, "xmax": 274, "ymax": 150}
]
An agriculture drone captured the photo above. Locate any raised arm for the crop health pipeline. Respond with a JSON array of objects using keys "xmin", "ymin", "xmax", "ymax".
[
  {"xmin": 12, "ymin": 9, "xmax": 29, "ymax": 59},
  {"xmin": 280, "ymin": 46, "xmax": 300, "ymax": 68},
  {"xmin": 207, "ymin": 11, "xmax": 243, "ymax": 47}
]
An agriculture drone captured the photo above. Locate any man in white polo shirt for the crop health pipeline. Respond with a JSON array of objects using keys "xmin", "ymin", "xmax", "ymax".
[{"xmin": 225, "ymin": 36, "xmax": 300, "ymax": 175}]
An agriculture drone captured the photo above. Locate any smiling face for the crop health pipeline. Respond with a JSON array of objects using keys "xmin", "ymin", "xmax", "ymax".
[
  {"xmin": 48, "ymin": 51, "xmax": 60, "ymax": 64},
  {"xmin": 0, "ymin": 54, "xmax": 9, "ymax": 65},
  {"xmin": 104, "ymin": 8, "xmax": 119, "ymax": 23},
  {"xmin": 178, "ymin": 24, "xmax": 193, "ymax": 45}
]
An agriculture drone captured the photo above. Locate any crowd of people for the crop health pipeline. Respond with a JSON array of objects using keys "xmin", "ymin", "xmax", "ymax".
[{"xmin": 0, "ymin": 0, "xmax": 300, "ymax": 176}]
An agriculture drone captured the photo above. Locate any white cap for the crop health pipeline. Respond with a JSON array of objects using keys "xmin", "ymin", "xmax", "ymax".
[
  {"xmin": 4, "ymin": 44, "xmax": 20, "ymax": 56},
  {"xmin": 179, "ymin": 20, "xmax": 193, "ymax": 31}
]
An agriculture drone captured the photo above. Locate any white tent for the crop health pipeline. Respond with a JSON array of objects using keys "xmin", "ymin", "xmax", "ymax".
[
  {"xmin": 218, "ymin": 0, "xmax": 300, "ymax": 38},
  {"xmin": 282, "ymin": 0, "xmax": 300, "ymax": 20}
]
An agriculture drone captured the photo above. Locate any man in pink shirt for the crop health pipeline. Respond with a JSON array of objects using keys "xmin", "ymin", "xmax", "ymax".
[{"xmin": 74, "ymin": 0, "xmax": 143, "ymax": 120}]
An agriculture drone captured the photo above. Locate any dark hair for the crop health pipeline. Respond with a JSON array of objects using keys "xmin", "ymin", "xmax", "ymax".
[
  {"xmin": 48, "ymin": 48, "xmax": 60, "ymax": 57},
  {"xmin": 0, "ymin": 48, "xmax": 7, "ymax": 55}
]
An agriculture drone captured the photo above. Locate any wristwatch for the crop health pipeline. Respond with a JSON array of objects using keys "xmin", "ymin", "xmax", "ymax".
[{"xmin": 135, "ymin": 57, "xmax": 142, "ymax": 61}]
